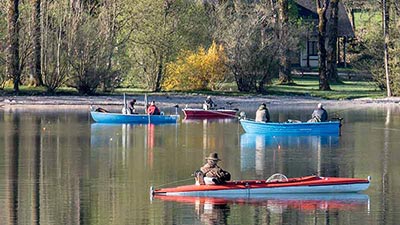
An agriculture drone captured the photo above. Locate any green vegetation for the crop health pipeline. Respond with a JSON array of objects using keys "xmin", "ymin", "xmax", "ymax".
[
  {"xmin": 2, "ymin": 1, "xmax": 399, "ymax": 96},
  {"xmin": 267, "ymin": 77, "xmax": 384, "ymax": 99},
  {"xmin": 1, "ymin": 77, "xmax": 384, "ymax": 100}
]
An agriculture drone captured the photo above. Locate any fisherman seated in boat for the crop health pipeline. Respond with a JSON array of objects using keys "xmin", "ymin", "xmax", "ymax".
[
  {"xmin": 147, "ymin": 101, "xmax": 161, "ymax": 115},
  {"xmin": 128, "ymin": 99, "xmax": 136, "ymax": 114},
  {"xmin": 308, "ymin": 103, "xmax": 328, "ymax": 122},
  {"xmin": 203, "ymin": 96, "xmax": 217, "ymax": 110},
  {"xmin": 255, "ymin": 103, "xmax": 270, "ymax": 122},
  {"xmin": 95, "ymin": 107, "xmax": 109, "ymax": 113},
  {"xmin": 195, "ymin": 152, "xmax": 231, "ymax": 185}
]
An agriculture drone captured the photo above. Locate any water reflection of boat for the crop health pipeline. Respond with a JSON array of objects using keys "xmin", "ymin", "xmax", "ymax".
[
  {"xmin": 240, "ymin": 119, "xmax": 341, "ymax": 135},
  {"xmin": 153, "ymin": 193, "xmax": 370, "ymax": 212},
  {"xmin": 240, "ymin": 133, "xmax": 340, "ymax": 172},
  {"xmin": 90, "ymin": 111, "xmax": 179, "ymax": 124},
  {"xmin": 90, "ymin": 123, "xmax": 178, "ymax": 150}
]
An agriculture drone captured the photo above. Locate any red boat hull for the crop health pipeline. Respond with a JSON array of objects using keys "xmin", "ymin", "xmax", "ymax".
[
  {"xmin": 153, "ymin": 176, "xmax": 370, "ymax": 196},
  {"xmin": 182, "ymin": 108, "xmax": 237, "ymax": 119}
]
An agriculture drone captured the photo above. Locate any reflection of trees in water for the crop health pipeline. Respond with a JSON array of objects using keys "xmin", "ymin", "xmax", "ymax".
[
  {"xmin": 198, "ymin": 203, "xmax": 230, "ymax": 225},
  {"xmin": 1, "ymin": 112, "xmax": 92, "ymax": 224},
  {"xmin": 155, "ymin": 194, "xmax": 369, "ymax": 225},
  {"xmin": 4, "ymin": 113, "xmax": 20, "ymax": 225}
]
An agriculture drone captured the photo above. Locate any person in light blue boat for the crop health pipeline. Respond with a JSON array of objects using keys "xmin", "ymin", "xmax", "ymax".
[
  {"xmin": 308, "ymin": 103, "xmax": 328, "ymax": 122},
  {"xmin": 255, "ymin": 103, "xmax": 270, "ymax": 122}
]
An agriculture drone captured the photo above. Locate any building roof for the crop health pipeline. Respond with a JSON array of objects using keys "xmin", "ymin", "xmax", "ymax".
[{"xmin": 295, "ymin": 0, "xmax": 355, "ymax": 37}]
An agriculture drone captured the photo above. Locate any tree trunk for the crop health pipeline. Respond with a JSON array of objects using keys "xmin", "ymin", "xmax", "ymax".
[
  {"xmin": 327, "ymin": 0, "xmax": 339, "ymax": 82},
  {"xmin": 316, "ymin": 0, "xmax": 331, "ymax": 90},
  {"xmin": 155, "ymin": 55, "xmax": 163, "ymax": 92},
  {"xmin": 382, "ymin": 0, "xmax": 391, "ymax": 97},
  {"xmin": 31, "ymin": 0, "xmax": 43, "ymax": 86},
  {"xmin": 7, "ymin": 0, "xmax": 21, "ymax": 93},
  {"xmin": 278, "ymin": 0, "xmax": 293, "ymax": 84}
]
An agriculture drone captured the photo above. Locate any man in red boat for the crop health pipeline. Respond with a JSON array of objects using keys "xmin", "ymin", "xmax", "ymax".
[
  {"xmin": 147, "ymin": 101, "xmax": 161, "ymax": 115},
  {"xmin": 203, "ymin": 96, "xmax": 217, "ymax": 110},
  {"xmin": 195, "ymin": 152, "xmax": 231, "ymax": 185}
]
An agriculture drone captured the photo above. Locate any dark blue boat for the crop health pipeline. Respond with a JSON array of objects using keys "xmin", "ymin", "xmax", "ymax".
[
  {"xmin": 90, "ymin": 111, "xmax": 179, "ymax": 124},
  {"xmin": 240, "ymin": 119, "xmax": 341, "ymax": 135}
]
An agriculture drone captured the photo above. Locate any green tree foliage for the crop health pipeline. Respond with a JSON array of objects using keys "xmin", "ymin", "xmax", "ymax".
[
  {"xmin": 347, "ymin": 1, "xmax": 400, "ymax": 96},
  {"xmin": 0, "ymin": 4, "xmax": 7, "ymax": 88},
  {"xmin": 348, "ymin": 13, "xmax": 384, "ymax": 88},
  {"xmin": 209, "ymin": 1, "xmax": 281, "ymax": 93},
  {"xmin": 124, "ymin": 0, "xmax": 211, "ymax": 92},
  {"xmin": 389, "ymin": 12, "xmax": 400, "ymax": 95},
  {"xmin": 163, "ymin": 42, "xmax": 228, "ymax": 91},
  {"xmin": 66, "ymin": 0, "xmax": 124, "ymax": 94}
]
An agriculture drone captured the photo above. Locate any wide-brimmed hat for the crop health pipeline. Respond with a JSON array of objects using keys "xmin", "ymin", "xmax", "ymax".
[{"xmin": 205, "ymin": 152, "xmax": 221, "ymax": 161}]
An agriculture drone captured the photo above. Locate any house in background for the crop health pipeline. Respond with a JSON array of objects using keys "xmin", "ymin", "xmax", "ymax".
[{"xmin": 294, "ymin": 0, "xmax": 355, "ymax": 68}]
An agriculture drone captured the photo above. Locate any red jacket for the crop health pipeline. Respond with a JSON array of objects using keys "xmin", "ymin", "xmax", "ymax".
[{"xmin": 147, "ymin": 105, "xmax": 160, "ymax": 115}]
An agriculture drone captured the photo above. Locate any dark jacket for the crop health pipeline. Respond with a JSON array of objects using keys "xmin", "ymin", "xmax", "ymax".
[
  {"xmin": 311, "ymin": 108, "xmax": 328, "ymax": 122},
  {"xmin": 200, "ymin": 164, "xmax": 231, "ymax": 184}
]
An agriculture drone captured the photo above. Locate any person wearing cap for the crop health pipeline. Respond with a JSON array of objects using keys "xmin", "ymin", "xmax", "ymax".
[
  {"xmin": 147, "ymin": 101, "xmax": 161, "ymax": 115},
  {"xmin": 195, "ymin": 152, "xmax": 231, "ymax": 185},
  {"xmin": 203, "ymin": 96, "xmax": 216, "ymax": 110},
  {"xmin": 128, "ymin": 99, "xmax": 136, "ymax": 114},
  {"xmin": 308, "ymin": 103, "xmax": 328, "ymax": 122},
  {"xmin": 255, "ymin": 103, "xmax": 270, "ymax": 122}
]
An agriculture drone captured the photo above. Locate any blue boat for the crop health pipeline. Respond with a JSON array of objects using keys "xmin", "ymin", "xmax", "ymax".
[
  {"xmin": 90, "ymin": 111, "xmax": 179, "ymax": 124},
  {"xmin": 240, "ymin": 119, "xmax": 341, "ymax": 135}
]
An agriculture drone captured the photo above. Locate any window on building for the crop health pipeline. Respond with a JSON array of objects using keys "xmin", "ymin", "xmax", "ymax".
[{"xmin": 308, "ymin": 41, "xmax": 318, "ymax": 56}]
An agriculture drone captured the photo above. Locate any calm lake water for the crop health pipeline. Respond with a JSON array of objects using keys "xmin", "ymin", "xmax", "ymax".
[{"xmin": 1, "ymin": 104, "xmax": 400, "ymax": 225}]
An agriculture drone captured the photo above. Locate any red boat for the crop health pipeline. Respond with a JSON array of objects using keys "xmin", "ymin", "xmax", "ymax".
[
  {"xmin": 182, "ymin": 108, "xmax": 238, "ymax": 119},
  {"xmin": 151, "ymin": 174, "xmax": 370, "ymax": 197}
]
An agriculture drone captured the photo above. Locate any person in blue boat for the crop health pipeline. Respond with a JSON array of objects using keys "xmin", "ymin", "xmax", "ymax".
[
  {"xmin": 195, "ymin": 152, "xmax": 231, "ymax": 185},
  {"xmin": 128, "ymin": 99, "xmax": 136, "ymax": 114},
  {"xmin": 308, "ymin": 103, "xmax": 328, "ymax": 122},
  {"xmin": 203, "ymin": 96, "xmax": 217, "ymax": 110},
  {"xmin": 147, "ymin": 101, "xmax": 161, "ymax": 115},
  {"xmin": 255, "ymin": 103, "xmax": 270, "ymax": 122}
]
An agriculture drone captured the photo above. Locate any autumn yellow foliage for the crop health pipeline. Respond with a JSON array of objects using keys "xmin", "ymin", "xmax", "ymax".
[{"xmin": 163, "ymin": 42, "xmax": 228, "ymax": 91}]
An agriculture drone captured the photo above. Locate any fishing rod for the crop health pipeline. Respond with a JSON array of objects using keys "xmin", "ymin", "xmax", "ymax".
[{"xmin": 153, "ymin": 177, "xmax": 195, "ymax": 189}]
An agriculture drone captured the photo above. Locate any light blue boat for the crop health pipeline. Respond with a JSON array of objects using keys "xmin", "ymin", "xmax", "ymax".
[
  {"xmin": 90, "ymin": 111, "xmax": 179, "ymax": 124},
  {"xmin": 240, "ymin": 119, "xmax": 341, "ymax": 135}
]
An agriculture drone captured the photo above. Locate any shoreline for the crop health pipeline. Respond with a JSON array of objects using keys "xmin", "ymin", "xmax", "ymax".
[{"xmin": 1, "ymin": 94, "xmax": 400, "ymax": 109}]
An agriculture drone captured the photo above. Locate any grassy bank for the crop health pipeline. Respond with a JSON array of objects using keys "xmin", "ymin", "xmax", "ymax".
[
  {"xmin": 1, "ymin": 77, "xmax": 385, "ymax": 100},
  {"xmin": 266, "ymin": 77, "xmax": 384, "ymax": 100}
]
